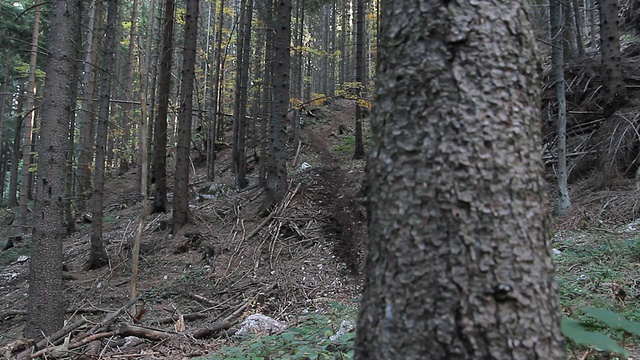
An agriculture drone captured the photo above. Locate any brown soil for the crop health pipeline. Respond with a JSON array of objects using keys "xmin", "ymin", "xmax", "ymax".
[{"xmin": 0, "ymin": 98, "xmax": 367, "ymax": 358}]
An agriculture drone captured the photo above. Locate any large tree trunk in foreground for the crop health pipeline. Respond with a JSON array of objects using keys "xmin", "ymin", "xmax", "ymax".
[
  {"xmin": 355, "ymin": 1, "xmax": 565, "ymax": 359},
  {"xmin": 26, "ymin": 0, "xmax": 81, "ymax": 339}
]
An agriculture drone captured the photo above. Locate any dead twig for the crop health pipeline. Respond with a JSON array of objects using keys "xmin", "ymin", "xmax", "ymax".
[{"xmin": 16, "ymin": 319, "xmax": 87, "ymax": 360}]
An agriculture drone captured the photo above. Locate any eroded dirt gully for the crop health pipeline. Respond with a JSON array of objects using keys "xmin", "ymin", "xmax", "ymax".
[{"xmin": 0, "ymin": 99, "xmax": 367, "ymax": 358}]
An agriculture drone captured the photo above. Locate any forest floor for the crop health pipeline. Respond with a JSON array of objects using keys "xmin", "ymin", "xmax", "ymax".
[
  {"xmin": 0, "ymin": 98, "xmax": 368, "ymax": 359},
  {"xmin": 1, "ymin": 98, "xmax": 640, "ymax": 359}
]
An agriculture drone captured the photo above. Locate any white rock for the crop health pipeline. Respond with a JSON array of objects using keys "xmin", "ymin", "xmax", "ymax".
[
  {"xmin": 299, "ymin": 162, "xmax": 312, "ymax": 170},
  {"xmin": 330, "ymin": 320, "xmax": 355, "ymax": 341},
  {"xmin": 236, "ymin": 313, "xmax": 287, "ymax": 336}
]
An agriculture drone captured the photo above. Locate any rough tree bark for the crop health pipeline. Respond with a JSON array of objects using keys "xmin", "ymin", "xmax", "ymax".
[
  {"xmin": 206, "ymin": 0, "xmax": 225, "ymax": 181},
  {"xmin": 172, "ymin": 0, "xmax": 200, "ymax": 233},
  {"xmin": 26, "ymin": 0, "xmax": 81, "ymax": 339},
  {"xmin": 77, "ymin": 0, "xmax": 103, "ymax": 209},
  {"xmin": 232, "ymin": 0, "xmax": 253, "ymax": 190},
  {"xmin": 118, "ymin": 0, "xmax": 140, "ymax": 175},
  {"xmin": 551, "ymin": 0, "xmax": 572, "ymax": 214},
  {"xmin": 264, "ymin": 0, "xmax": 291, "ymax": 211},
  {"xmin": 151, "ymin": 0, "xmax": 175, "ymax": 213},
  {"xmin": 352, "ymin": 0, "xmax": 365, "ymax": 160},
  {"xmin": 355, "ymin": 1, "xmax": 565, "ymax": 359},
  {"xmin": 599, "ymin": 0, "xmax": 627, "ymax": 116},
  {"xmin": 18, "ymin": 0, "xmax": 42, "ymax": 236},
  {"xmin": 88, "ymin": 0, "xmax": 119, "ymax": 270}
]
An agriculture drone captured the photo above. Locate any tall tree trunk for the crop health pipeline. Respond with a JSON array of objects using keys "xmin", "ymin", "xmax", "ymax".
[
  {"xmin": 328, "ymin": 1, "xmax": 337, "ymax": 97},
  {"xmin": 587, "ymin": 0, "xmax": 597, "ymax": 50},
  {"xmin": 339, "ymin": 0, "xmax": 347, "ymax": 86},
  {"xmin": 88, "ymin": 0, "xmax": 119, "ymax": 270},
  {"xmin": 355, "ymin": 1, "xmax": 565, "ymax": 358},
  {"xmin": 18, "ymin": 0, "xmax": 42, "ymax": 236},
  {"xmin": 0, "ymin": 64, "xmax": 9, "ymax": 205},
  {"xmin": 562, "ymin": 0, "xmax": 575, "ymax": 58},
  {"xmin": 26, "ymin": 0, "xmax": 81, "ymax": 339},
  {"xmin": 232, "ymin": 0, "xmax": 253, "ymax": 190},
  {"xmin": 131, "ymin": 0, "xmax": 155, "ymax": 301},
  {"xmin": 7, "ymin": 93, "xmax": 24, "ymax": 208},
  {"xmin": 321, "ymin": 5, "xmax": 330, "ymax": 95},
  {"xmin": 551, "ymin": 0, "xmax": 572, "ymax": 215},
  {"xmin": 352, "ymin": 0, "xmax": 365, "ymax": 160},
  {"xmin": 119, "ymin": 0, "xmax": 140, "ymax": 176},
  {"xmin": 172, "ymin": 0, "xmax": 200, "ymax": 233},
  {"xmin": 137, "ymin": 0, "xmax": 157, "ymax": 188},
  {"xmin": 259, "ymin": 0, "xmax": 274, "ymax": 189},
  {"xmin": 599, "ymin": 0, "xmax": 627, "ymax": 116},
  {"xmin": 572, "ymin": 0, "xmax": 585, "ymax": 57},
  {"xmin": 152, "ymin": 0, "xmax": 175, "ymax": 213},
  {"xmin": 264, "ymin": 0, "xmax": 291, "ymax": 211},
  {"xmin": 207, "ymin": 0, "xmax": 226, "ymax": 181},
  {"xmin": 77, "ymin": 0, "xmax": 104, "ymax": 209}
]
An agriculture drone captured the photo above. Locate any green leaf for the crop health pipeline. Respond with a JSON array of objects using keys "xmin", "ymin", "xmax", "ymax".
[
  {"xmin": 561, "ymin": 316, "xmax": 627, "ymax": 356},
  {"xmin": 582, "ymin": 307, "xmax": 640, "ymax": 336}
]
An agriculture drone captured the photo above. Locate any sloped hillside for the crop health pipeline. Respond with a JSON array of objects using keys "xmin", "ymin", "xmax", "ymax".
[{"xmin": 0, "ymin": 98, "xmax": 368, "ymax": 358}]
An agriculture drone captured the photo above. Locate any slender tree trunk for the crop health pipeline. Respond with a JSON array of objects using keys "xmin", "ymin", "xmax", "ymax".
[
  {"xmin": 232, "ymin": 0, "xmax": 253, "ymax": 190},
  {"xmin": 207, "ymin": 0, "xmax": 226, "ymax": 181},
  {"xmin": 119, "ymin": 0, "xmax": 140, "ymax": 176},
  {"xmin": 7, "ymin": 93, "xmax": 24, "ymax": 208},
  {"xmin": 551, "ymin": 0, "xmax": 572, "ymax": 214},
  {"xmin": 259, "ymin": 0, "xmax": 274, "ymax": 189},
  {"xmin": 353, "ymin": 0, "xmax": 365, "ymax": 159},
  {"xmin": 172, "ymin": 0, "xmax": 200, "ymax": 233},
  {"xmin": 0, "ymin": 65, "xmax": 8, "ymax": 205},
  {"xmin": 77, "ymin": 0, "xmax": 103, "ymax": 209},
  {"xmin": 321, "ymin": 5, "xmax": 330, "ymax": 95},
  {"xmin": 137, "ymin": 0, "xmax": 157, "ymax": 188},
  {"xmin": 572, "ymin": 0, "xmax": 585, "ymax": 57},
  {"xmin": 264, "ymin": 0, "xmax": 291, "ymax": 211},
  {"xmin": 26, "ymin": 0, "xmax": 81, "ymax": 339},
  {"xmin": 131, "ymin": 0, "xmax": 155, "ymax": 300},
  {"xmin": 587, "ymin": 0, "xmax": 597, "ymax": 50},
  {"xmin": 599, "ymin": 0, "xmax": 627, "ymax": 116},
  {"xmin": 18, "ymin": 0, "xmax": 42, "ymax": 235},
  {"xmin": 88, "ymin": 0, "xmax": 119, "ymax": 270},
  {"xmin": 328, "ymin": 1, "xmax": 337, "ymax": 97},
  {"xmin": 339, "ymin": 0, "xmax": 347, "ymax": 86},
  {"xmin": 355, "ymin": 1, "xmax": 565, "ymax": 358},
  {"xmin": 562, "ymin": 1, "xmax": 575, "ymax": 58},
  {"xmin": 152, "ymin": 0, "xmax": 175, "ymax": 213}
]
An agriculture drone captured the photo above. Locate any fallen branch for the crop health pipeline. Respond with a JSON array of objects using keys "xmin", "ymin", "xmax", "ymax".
[
  {"xmin": 188, "ymin": 293, "xmax": 217, "ymax": 306},
  {"xmin": 118, "ymin": 323, "xmax": 173, "ymax": 341},
  {"xmin": 29, "ymin": 331, "xmax": 117, "ymax": 359},
  {"xmin": 75, "ymin": 296, "xmax": 141, "ymax": 341},
  {"xmin": 0, "ymin": 309, "xmax": 27, "ymax": 321},
  {"xmin": 187, "ymin": 321, "xmax": 232, "ymax": 339}
]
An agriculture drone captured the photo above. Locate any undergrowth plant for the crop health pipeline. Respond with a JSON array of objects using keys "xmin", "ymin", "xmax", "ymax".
[
  {"xmin": 206, "ymin": 304, "xmax": 356, "ymax": 360},
  {"xmin": 554, "ymin": 230, "xmax": 640, "ymax": 357},
  {"xmin": 563, "ymin": 307, "xmax": 640, "ymax": 358}
]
